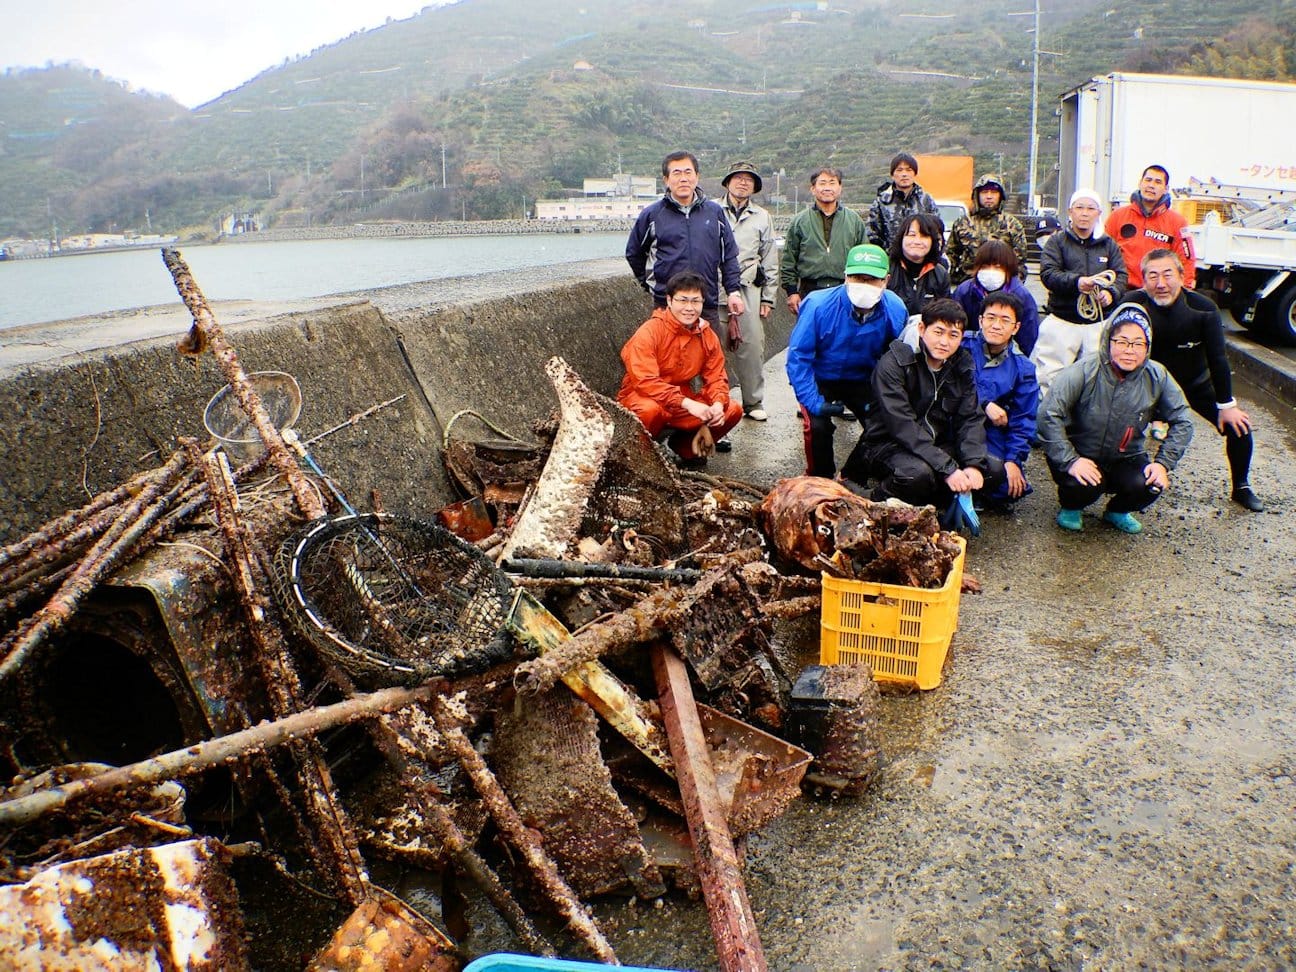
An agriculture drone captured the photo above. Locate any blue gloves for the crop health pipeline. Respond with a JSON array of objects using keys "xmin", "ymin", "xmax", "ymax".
[
  {"xmin": 940, "ymin": 493, "xmax": 981, "ymax": 536},
  {"xmin": 819, "ymin": 402, "xmax": 846, "ymax": 417}
]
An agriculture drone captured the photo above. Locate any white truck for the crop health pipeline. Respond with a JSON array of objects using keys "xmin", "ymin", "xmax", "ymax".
[{"xmin": 1058, "ymin": 72, "xmax": 1296, "ymax": 343}]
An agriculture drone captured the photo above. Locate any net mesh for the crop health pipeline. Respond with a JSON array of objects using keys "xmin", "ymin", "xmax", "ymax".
[{"xmin": 272, "ymin": 514, "xmax": 516, "ymax": 685}]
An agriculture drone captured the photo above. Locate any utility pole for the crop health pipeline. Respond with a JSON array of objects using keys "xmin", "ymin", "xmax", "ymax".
[
  {"xmin": 441, "ymin": 143, "xmax": 447, "ymax": 188},
  {"xmin": 1026, "ymin": 0, "xmax": 1041, "ymax": 213},
  {"xmin": 360, "ymin": 155, "xmax": 366, "ymax": 204}
]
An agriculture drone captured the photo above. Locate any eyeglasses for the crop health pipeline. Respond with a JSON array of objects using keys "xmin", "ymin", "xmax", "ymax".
[
  {"xmin": 671, "ymin": 296, "xmax": 704, "ymax": 306},
  {"xmin": 1110, "ymin": 338, "xmax": 1148, "ymax": 350},
  {"xmin": 981, "ymin": 314, "xmax": 1017, "ymax": 326}
]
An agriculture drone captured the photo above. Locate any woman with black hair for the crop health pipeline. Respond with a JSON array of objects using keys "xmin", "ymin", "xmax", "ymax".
[{"xmin": 886, "ymin": 212, "xmax": 950, "ymax": 319}]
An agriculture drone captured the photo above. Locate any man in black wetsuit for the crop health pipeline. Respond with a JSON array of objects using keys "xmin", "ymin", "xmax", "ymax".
[{"xmin": 1125, "ymin": 248, "xmax": 1264, "ymax": 512}]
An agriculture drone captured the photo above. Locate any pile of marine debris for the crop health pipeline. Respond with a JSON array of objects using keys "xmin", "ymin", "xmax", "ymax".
[{"xmin": 0, "ymin": 252, "xmax": 968, "ymax": 971}]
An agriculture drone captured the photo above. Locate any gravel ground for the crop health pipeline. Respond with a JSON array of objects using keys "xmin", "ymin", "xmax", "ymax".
[{"xmin": 553, "ymin": 349, "xmax": 1296, "ymax": 972}]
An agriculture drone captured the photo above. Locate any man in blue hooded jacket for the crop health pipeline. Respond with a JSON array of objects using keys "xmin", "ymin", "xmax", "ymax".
[
  {"xmin": 625, "ymin": 151, "xmax": 745, "ymax": 326},
  {"xmin": 785, "ymin": 243, "xmax": 907, "ymax": 478}
]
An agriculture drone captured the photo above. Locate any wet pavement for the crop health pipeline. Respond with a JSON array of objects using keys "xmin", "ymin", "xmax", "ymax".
[{"xmin": 550, "ymin": 346, "xmax": 1296, "ymax": 971}]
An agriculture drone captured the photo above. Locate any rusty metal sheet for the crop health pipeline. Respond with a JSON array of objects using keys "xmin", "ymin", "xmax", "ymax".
[
  {"xmin": 493, "ymin": 684, "xmax": 663, "ymax": 899},
  {"xmin": 0, "ymin": 837, "xmax": 248, "ymax": 970},
  {"xmin": 652, "ymin": 644, "xmax": 768, "ymax": 972}
]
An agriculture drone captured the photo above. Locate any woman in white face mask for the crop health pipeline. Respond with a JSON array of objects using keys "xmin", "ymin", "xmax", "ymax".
[{"xmin": 951, "ymin": 239, "xmax": 1041, "ymax": 356}]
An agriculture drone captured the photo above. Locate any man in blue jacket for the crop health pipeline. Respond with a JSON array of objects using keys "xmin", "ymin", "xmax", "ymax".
[
  {"xmin": 626, "ymin": 151, "xmax": 745, "ymax": 327},
  {"xmin": 785, "ymin": 243, "xmax": 907, "ymax": 477},
  {"xmin": 965, "ymin": 291, "xmax": 1039, "ymax": 510}
]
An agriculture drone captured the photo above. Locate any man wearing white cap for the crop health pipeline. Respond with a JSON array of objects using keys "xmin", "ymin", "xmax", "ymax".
[{"xmin": 1031, "ymin": 189, "xmax": 1128, "ymax": 397}]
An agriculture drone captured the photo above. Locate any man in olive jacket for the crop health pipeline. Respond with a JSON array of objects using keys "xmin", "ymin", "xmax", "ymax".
[{"xmin": 780, "ymin": 166, "xmax": 867, "ymax": 316}]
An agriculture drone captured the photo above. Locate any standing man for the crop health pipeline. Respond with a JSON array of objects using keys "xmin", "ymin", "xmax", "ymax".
[
  {"xmin": 1125, "ymin": 249, "xmax": 1263, "ymax": 511},
  {"xmin": 718, "ymin": 161, "xmax": 780, "ymax": 422},
  {"xmin": 1031, "ymin": 189, "xmax": 1127, "ymax": 398},
  {"xmin": 785, "ymin": 244, "xmax": 907, "ymax": 478},
  {"xmin": 780, "ymin": 167, "xmax": 867, "ymax": 317},
  {"xmin": 1105, "ymin": 164, "xmax": 1196, "ymax": 291},
  {"xmin": 947, "ymin": 174, "xmax": 1029, "ymax": 285},
  {"xmin": 626, "ymin": 151, "xmax": 745, "ymax": 327},
  {"xmin": 867, "ymin": 152, "xmax": 940, "ymax": 251}
]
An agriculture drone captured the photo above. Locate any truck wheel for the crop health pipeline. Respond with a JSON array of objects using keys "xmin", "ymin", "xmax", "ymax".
[{"xmin": 1262, "ymin": 283, "xmax": 1296, "ymax": 346}]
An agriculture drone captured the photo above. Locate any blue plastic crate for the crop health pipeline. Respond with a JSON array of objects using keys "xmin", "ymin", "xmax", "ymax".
[{"xmin": 464, "ymin": 954, "xmax": 681, "ymax": 972}]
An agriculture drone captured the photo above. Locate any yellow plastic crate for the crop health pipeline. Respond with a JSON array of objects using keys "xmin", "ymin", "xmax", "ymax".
[{"xmin": 819, "ymin": 536, "xmax": 965, "ymax": 690}]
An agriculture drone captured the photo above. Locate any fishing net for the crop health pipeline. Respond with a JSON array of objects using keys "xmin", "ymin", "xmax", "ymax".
[{"xmin": 272, "ymin": 513, "xmax": 517, "ymax": 685}]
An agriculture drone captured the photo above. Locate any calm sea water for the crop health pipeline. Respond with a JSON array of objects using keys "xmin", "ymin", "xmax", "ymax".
[{"xmin": 0, "ymin": 233, "xmax": 625, "ymax": 330}]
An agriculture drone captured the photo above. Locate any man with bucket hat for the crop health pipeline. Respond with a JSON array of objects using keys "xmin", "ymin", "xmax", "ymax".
[
  {"xmin": 718, "ymin": 160, "xmax": 781, "ymax": 423},
  {"xmin": 946, "ymin": 173, "xmax": 1029, "ymax": 285},
  {"xmin": 785, "ymin": 243, "xmax": 907, "ymax": 478}
]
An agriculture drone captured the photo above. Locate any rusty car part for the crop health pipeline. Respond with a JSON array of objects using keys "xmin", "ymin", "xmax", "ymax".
[
  {"xmin": 513, "ymin": 557, "xmax": 758, "ymax": 697},
  {"xmin": 426, "ymin": 693, "xmax": 619, "ymax": 964},
  {"xmin": 306, "ymin": 886, "xmax": 460, "ymax": 972},
  {"xmin": 163, "ymin": 248, "xmax": 327, "ymax": 521},
  {"xmin": 0, "ymin": 837, "xmax": 248, "ymax": 970},
  {"xmin": 493, "ymin": 685, "xmax": 664, "ymax": 899},
  {"xmin": 272, "ymin": 513, "xmax": 517, "ymax": 685},
  {"xmin": 500, "ymin": 357, "xmax": 615, "ymax": 561},
  {"xmin": 788, "ymin": 665, "xmax": 884, "ymax": 796},
  {"xmin": 652, "ymin": 644, "xmax": 769, "ymax": 972},
  {"xmin": 507, "ymin": 588, "xmax": 674, "ymax": 775}
]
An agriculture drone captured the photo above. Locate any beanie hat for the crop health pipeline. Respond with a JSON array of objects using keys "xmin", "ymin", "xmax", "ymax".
[
  {"xmin": 890, "ymin": 152, "xmax": 919, "ymax": 175},
  {"xmin": 1107, "ymin": 303, "xmax": 1152, "ymax": 346},
  {"xmin": 1069, "ymin": 188, "xmax": 1103, "ymax": 210}
]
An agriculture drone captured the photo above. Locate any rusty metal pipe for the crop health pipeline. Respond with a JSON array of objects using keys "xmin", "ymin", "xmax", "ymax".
[
  {"xmin": 162, "ymin": 248, "xmax": 326, "ymax": 520},
  {"xmin": 653, "ymin": 643, "xmax": 768, "ymax": 972}
]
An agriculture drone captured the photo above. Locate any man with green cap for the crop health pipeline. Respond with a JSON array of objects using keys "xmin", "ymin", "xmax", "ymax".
[
  {"xmin": 718, "ymin": 160, "xmax": 781, "ymax": 422},
  {"xmin": 785, "ymin": 243, "xmax": 907, "ymax": 478}
]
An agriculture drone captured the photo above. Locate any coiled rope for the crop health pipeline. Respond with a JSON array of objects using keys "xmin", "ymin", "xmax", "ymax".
[{"xmin": 1077, "ymin": 270, "xmax": 1119, "ymax": 322}]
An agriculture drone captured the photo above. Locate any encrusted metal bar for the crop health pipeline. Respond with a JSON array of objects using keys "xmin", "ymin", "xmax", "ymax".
[
  {"xmin": 162, "ymin": 247, "xmax": 326, "ymax": 520},
  {"xmin": 203, "ymin": 448, "xmax": 368, "ymax": 906},
  {"xmin": 652, "ymin": 643, "xmax": 768, "ymax": 972}
]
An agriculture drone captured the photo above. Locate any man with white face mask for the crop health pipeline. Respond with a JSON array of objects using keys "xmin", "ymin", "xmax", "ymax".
[{"xmin": 786, "ymin": 243, "xmax": 907, "ymax": 477}]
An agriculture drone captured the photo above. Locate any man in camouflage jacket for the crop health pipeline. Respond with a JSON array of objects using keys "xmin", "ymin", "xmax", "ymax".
[{"xmin": 947, "ymin": 174, "xmax": 1028, "ymax": 285}]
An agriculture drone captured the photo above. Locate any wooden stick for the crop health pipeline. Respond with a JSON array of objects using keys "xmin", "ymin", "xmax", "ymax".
[
  {"xmin": 0, "ymin": 679, "xmax": 446, "ymax": 827},
  {"xmin": 0, "ymin": 449, "xmax": 192, "ymax": 682}
]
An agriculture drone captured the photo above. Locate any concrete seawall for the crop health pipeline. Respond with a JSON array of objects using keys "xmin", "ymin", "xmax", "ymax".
[{"xmin": 0, "ymin": 258, "xmax": 796, "ymax": 543}]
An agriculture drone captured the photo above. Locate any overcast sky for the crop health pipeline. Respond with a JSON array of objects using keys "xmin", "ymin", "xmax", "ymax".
[{"xmin": 0, "ymin": 1, "xmax": 445, "ymax": 108}]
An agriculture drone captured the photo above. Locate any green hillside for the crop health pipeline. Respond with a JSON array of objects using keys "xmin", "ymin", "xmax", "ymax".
[{"xmin": 1, "ymin": 0, "xmax": 1291, "ymax": 236}]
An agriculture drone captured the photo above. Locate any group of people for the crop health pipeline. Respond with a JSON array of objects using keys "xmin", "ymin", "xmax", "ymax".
[{"xmin": 619, "ymin": 151, "xmax": 1264, "ymax": 534}]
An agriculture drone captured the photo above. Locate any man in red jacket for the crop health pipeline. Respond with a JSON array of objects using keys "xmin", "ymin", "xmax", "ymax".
[
  {"xmin": 618, "ymin": 270, "xmax": 744, "ymax": 463},
  {"xmin": 1105, "ymin": 164, "xmax": 1196, "ymax": 290}
]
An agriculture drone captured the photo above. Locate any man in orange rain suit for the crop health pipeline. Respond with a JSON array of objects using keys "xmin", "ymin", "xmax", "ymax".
[{"xmin": 617, "ymin": 269, "xmax": 744, "ymax": 463}]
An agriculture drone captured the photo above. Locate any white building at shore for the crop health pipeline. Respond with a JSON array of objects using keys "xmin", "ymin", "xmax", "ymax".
[{"xmin": 536, "ymin": 173, "xmax": 657, "ymax": 221}]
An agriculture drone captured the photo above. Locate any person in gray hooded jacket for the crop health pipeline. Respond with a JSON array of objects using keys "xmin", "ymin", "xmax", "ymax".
[{"xmin": 1037, "ymin": 302, "xmax": 1193, "ymax": 534}]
